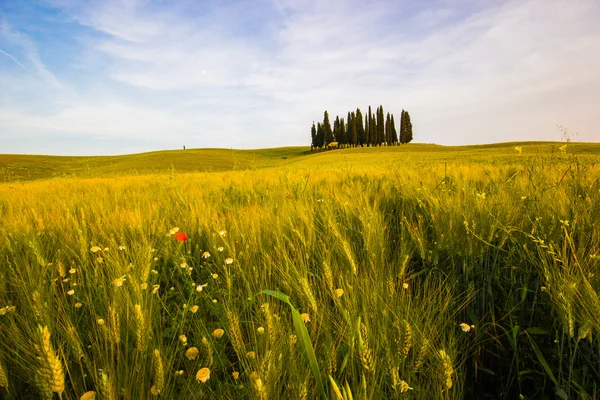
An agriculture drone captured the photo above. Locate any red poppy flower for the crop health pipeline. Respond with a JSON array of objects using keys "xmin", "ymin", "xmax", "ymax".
[{"xmin": 174, "ymin": 231, "xmax": 188, "ymax": 242}]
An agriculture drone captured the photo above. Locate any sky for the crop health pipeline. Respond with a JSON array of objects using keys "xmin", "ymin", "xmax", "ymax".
[{"xmin": 1, "ymin": 0, "xmax": 599, "ymax": 155}]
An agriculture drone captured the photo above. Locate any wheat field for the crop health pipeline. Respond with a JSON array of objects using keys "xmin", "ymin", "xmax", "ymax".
[{"xmin": 0, "ymin": 143, "xmax": 599, "ymax": 399}]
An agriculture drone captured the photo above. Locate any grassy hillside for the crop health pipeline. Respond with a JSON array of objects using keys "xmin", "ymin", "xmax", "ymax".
[
  {"xmin": 2, "ymin": 142, "xmax": 599, "ymax": 182},
  {"xmin": 0, "ymin": 147, "xmax": 310, "ymax": 182},
  {"xmin": 0, "ymin": 142, "xmax": 599, "ymax": 399}
]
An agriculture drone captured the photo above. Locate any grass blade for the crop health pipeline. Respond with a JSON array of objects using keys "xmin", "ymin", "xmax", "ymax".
[{"xmin": 259, "ymin": 290, "xmax": 328, "ymax": 399}]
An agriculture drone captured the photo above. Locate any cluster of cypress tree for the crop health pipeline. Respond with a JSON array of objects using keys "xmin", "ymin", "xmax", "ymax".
[{"xmin": 311, "ymin": 106, "xmax": 412, "ymax": 150}]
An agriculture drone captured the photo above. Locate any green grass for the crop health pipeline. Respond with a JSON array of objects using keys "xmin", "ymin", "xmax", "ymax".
[
  {"xmin": 2, "ymin": 142, "xmax": 599, "ymax": 182},
  {"xmin": 0, "ymin": 146, "xmax": 310, "ymax": 181},
  {"xmin": 0, "ymin": 141, "xmax": 599, "ymax": 399}
]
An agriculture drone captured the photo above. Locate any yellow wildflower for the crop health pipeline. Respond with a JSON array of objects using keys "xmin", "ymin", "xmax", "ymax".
[
  {"xmin": 202, "ymin": 252, "xmax": 211, "ymax": 259},
  {"xmin": 113, "ymin": 275, "xmax": 126, "ymax": 287},
  {"xmin": 185, "ymin": 347, "xmax": 199, "ymax": 360},
  {"xmin": 400, "ymin": 380, "xmax": 413, "ymax": 392},
  {"xmin": 196, "ymin": 368, "xmax": 210, "ymax": 383},
  {"xmin": 301, "ymin": 313, "xmax": 310, "ymax": 323},
  {"xmin": 212, "ymin": 328, "xmax": 225, "ymax": 339},
  {"xmin": 169, "ymin": 227, "xmax": 180, "ymax": 235},
  {"xmin": 196, "ymin": 283, "xmax": 208, "ymax": 292},
  {"xmin": 459, "ymin": 323, "xmax": 471, "ymax": 332},
  {"xmin": 189, "ymin": 305, "xmax": 199, "ymax": 313},
  {"xmin": 90, "ymin": 246, "xmax": 101, "ymax": 253},
  {"xmin": 335, "ymin": 288, "xmax": 344, "ymax": 297},
  {"xmin": 67, "ymin": 290, "xmax": 75, "ymax": 296},
  {"xmin": 179, "ymin": 334, "xmax": 188, "ymax": 345},
  {"xmin": 225, "ymin": 258, "xmax": 234, "ymax": 265}
]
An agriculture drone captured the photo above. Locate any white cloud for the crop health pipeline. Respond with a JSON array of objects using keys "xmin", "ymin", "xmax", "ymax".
[{"xmin": 1, "ymin": 0, "xmax": 599, "ymax": 154}]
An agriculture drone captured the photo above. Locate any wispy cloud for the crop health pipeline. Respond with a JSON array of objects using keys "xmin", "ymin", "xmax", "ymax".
[
  {"xmin": 1, "ymin": 19, "xmax": 63, "ymax": 89},
  {"xmin": 1, "ymin": 0, "xmax": 599, "ymax": 154},
  {"xmin": 0, "ymin": 49, "xmax": 32, "ymax": 72}
]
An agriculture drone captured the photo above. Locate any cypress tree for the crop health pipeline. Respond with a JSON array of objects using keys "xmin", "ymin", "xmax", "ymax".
[
  {"xmin": 365, "ymin": 113, "xmax": 370, "ymax": 146},
  {"xmin": 350, "ymin": 112, "xmax": 358, "ymax": 145},
  {"xmin": 386, "ymin": 112, "xmax": 392, "ymax": 145},
  {"xmin": 381, "ymin": 106, "xmax": 386, "ymax": 145},
  {"xmin": 356, "ymin": 108, "xmax": 365, "ymax": 146},
  {"xmin": 346, "ymin": 112, "xmax": 353, "ymax": 146},
  {"xmin": 391, "ymin": 114, "xmax": 398, "ymax": 144},
  {"xmin": 317, "ymin": 122, "xmax": 324, "ymax": 148},
  {"xmin": 404, "ymin": 110, "xmax": 413, "ymax": 143},
  {"xmin": 399, "ymin": 110, "xmax": 406, "ymax": 144},
  {"xmin": 333, "ymin": 116, "xmax": 340, "ymax": 143},
  {"xmin": 323, "ymin": 111, "xmax": 334, "ymax": 146},
  {"xmin": 311, "ymin": 122, "xmax": 317, "ymax": 151},
  {"xmin": 340, "ymin": 117, "xmax": 346, "ymax": 147},
  {"xmin": 366, "ymin": 106, "xmax": 371, "ymax": 146},
  {"xmin": 375, "ymin": 106, "xmax": 382, "ymax": 145},
  {"xmin": 371, "ymin": 112, "xmax": 376, "ymax": 146}
]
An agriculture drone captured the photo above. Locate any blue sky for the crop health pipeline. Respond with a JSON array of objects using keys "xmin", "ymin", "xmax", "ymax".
[{"xmin": 1, "ymin": 0, "xmax": 599, "ymax": 155}]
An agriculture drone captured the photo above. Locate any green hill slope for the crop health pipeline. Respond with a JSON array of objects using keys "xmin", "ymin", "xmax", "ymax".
[{"xmin": 1, "ymin": 142, "xmax": 599, "ymax": 182}]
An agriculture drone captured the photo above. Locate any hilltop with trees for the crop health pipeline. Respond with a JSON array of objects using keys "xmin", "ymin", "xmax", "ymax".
[{"xmin": 311, "ymin": 106, "xmax": 413, "ymax": 151}]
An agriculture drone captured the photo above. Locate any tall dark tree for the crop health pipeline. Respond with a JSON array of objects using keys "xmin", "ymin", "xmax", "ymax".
[
  {"xmin": 317, "ymin": 122, "xmax": 324, "ymax": 148},
  {"xmin": 350, "ymin": 112, "xmax": 358, "ymax": 145},
  {"xmin": 365, "ymin": 113, "xmax": 370, "ymax": 146},
  {"xmin": 365, "ymin": 106, "xmax": 373, "ymax": 146},
  {"xmin": 323, "ymin": 111, "xmax": 334, "ymax": 146},
  {"xmin": 333, "ymin": 116, "xmax": 341, "ymax": 143},
  {"xmin": 340, "ymin": 117, "xmax": 346, "ymax": 146},
  {"xmin": 376, "ymin": 106, "xmax": 384, "ymax": 145},
  {"xmin": 404, "ymin": 110, "xmax": 413, "ymax": 143},
  {"xmin": 346, "ymin": 112, "xmax": 353, "ymax": 146},
  {"xmin": 370, "ymin": 112, "xmax": 376, "ymax": 146},
  {"xmin": 400, "ymin": 110, "xmax": 407, "ymax": 144},
  {"xmin": 311, "ymin": 122, "xmax": 317, "ymax": 150},
  {"xmin": 385, "ymin": 112, "xmax": 392, "ymax": 145},
  {"xmin": 356, "ymin": 108, "xmax": 365, "ymax": 146},
  {"xmin": 391, "ymin": 114, "xmax": 398, "ymax": 144}
]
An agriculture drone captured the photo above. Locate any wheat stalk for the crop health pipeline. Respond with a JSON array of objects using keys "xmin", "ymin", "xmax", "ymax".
[
  {"xmin": 151, "ymin": 349, "xmax": 165, "ymax": 395},
  {"xmin": 0, "ymin": 359, "xmax": 8, "ymax": 389},
  {"xmin": 101, "ymin": 371, "xmax": 116, "ymax": 400},
  {"xmin": 134, "ymin": 304, "xmax": 147, "ymax": 350},
  {"xmin": 36, "ymin": 326, "xmax": 65, "ymax": 395},
  {"xmin": 439, "ymin": 349, "xmax": 454, "ymax": 391},
  {"xmin": 109, "ymin": 305, "xmax": 121, "ymax": 344}
]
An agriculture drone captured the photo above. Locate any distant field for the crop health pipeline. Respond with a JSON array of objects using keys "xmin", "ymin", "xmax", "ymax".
[
  {"xmin": 0, "ymin": 142, "xmax": 599, "ymax": 399},
  {"xmin": 2, "ymin": 141, "xmax": 600, "ymax": 182}
]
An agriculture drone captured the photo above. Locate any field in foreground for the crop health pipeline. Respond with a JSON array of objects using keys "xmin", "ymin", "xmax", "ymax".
[{"xmin": 0, "ymin": 142, "xmax": 599, "ymax": 399}]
